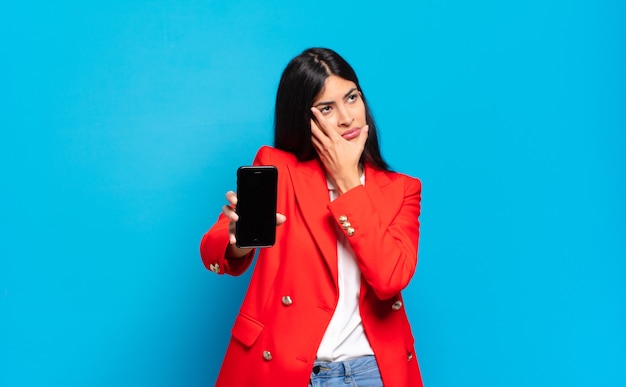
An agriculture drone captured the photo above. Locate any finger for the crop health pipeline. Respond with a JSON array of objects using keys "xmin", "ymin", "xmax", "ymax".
[
  {"xmin": 357, "ymin": 124, "xmax": 369, "ymax": 148},
  {"xmin": 225, "ymin": 190, "xmax": 238, "ymax": 206},
  {"xmin": 229, "ymin": 229, "xmax": 237, "ymax": 245},
  {"xmin": 310, "ymin": 107, "xmax": 323, "ymax": 127},
  {"xmin": 311, "ymin": 124, "xmax": 326, "ymax": 149},
  {"xmin": 227, "ymin": 219, "xmax": 237, "ymax": 244},
  {"xmin": 310, "ymin": 118, "xmax": 324, "ymax": 140},
  {"xmin": 310, "ymin": 116, "xmax": 340, "ymax": 147},
  {"xmin": 222, "ymin": 204, "xmax": 239, "ymax": 222},
  {"xmin": 310, "ymin": 128, "xmax": 328, "ymax": 158},
  {"xmin": 276, "ymin": 213, "xmax": 287, "ymax": 226},
  {"xmin": 310, "ymin": 108, "xmax": 334, "ymax": 138},
  {"xmin": 310, "ymin": 119, "xmax": 333, "ymax": 154}
]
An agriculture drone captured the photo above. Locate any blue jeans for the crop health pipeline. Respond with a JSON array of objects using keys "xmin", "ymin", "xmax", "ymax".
[{"xmin": 308, "ymin": 355, "xmax": 383, "ymax": 386}]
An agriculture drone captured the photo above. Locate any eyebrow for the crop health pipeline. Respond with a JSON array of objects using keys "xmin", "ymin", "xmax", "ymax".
[{"xmin": 313, "ymin": 87, "xmax": 358, "ymax": 107}]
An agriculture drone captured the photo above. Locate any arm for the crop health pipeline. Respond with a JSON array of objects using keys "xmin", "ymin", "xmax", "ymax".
[
  {"xmin": 200, "ymin": 210, "xmax": 256, "ymax": 276},
  {"xmin": 199, "ymin": 146, "xmax": 285, "ymax": 276},
  {"xmin": 327, "ymin": 177, "xmax": 421, "ymax": 300}
]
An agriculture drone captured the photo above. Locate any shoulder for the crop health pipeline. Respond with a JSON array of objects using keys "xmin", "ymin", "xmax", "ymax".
[
  {"xmin": 368, "ymin": 166, "xmax": 422, "ymax": 193},
  {"xmin": 395, "ymin": 171, "xmax": 422, "ymax": 192},
  {"xmin": 253, "ymin": 146, "xmax": 298, "ymax": 167}
]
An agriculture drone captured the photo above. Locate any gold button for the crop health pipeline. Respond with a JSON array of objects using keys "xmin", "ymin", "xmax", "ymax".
[
  {"xmin": 392, "ymin": 300, "xmax": 403, "ymax": 310},
  {"xmin": 263, "ymin": 350, "xmax": 272, "ymax": 361},
  {"xmin": 342, "ymin": 221, "xmax": 351, "ymax": 230},
  {"xmin": 346, "ymin": 227, "xmax": 355, "ymax": 237},
  {"xmin": 338, "ymin": 215, "xmax": 348, "ymax": 223},
  {"xmin": 281, "ymin": 296, "xmax": 292, "ymax": 306}
]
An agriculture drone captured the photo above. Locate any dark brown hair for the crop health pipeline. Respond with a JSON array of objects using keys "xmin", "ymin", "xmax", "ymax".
[{"xmin": 274, "ymin": 48, "xmax": 390, "ymax": 171}]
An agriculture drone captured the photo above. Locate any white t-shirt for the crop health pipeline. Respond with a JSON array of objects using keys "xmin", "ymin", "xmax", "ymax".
[{"xmin": 316, "ymin": 173, "xmax": 374, "ymax": 361}]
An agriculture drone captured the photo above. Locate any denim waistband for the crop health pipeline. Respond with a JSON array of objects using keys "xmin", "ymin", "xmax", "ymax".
[{"xmin": 311, "ymin": 355, "xmax": 378, "ymax": 377}]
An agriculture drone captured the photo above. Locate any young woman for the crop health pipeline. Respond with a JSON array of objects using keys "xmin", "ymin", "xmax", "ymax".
[{"xmin": 201, "ymin": 47, "xmax": 423, "ymax": 386}]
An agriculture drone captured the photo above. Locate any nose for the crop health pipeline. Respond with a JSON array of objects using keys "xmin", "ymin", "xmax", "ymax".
[{"xmin": 336, "ymin": 104, "xmax": 354, "ymax": 127}]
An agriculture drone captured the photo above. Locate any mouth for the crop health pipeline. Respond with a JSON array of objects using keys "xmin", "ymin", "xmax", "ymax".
[{"xmin": 341, "ymin": 127, "xmax": 361, "ymax": 140}]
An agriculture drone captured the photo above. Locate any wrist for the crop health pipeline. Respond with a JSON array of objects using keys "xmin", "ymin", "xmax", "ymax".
[
  {"xmin": 335, "ymin": 176, "xmax": 362, "ymax": 195},
  {"xmin": 334, "ymin": 165, "xmax": 363, "ymax": 194},
  {"xmin": 226, "ymin": 244, "xmax": 253, "ymax": 260}
]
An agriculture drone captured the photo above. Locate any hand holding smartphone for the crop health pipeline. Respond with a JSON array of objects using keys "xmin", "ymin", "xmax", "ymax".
[{"xmin": 235, "ymin": 166, "xmax": 278, "ymax": 248}]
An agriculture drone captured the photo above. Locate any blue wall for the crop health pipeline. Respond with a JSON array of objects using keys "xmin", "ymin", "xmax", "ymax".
[{"xmin": 1, "ymin": 1, "xmax": 624, "ymax": 386}]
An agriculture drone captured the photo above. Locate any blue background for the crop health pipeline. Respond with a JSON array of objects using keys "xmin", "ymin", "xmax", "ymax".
[{"xmin": 1, "ymin": 1, "xmax": 624, "ymax": 386}]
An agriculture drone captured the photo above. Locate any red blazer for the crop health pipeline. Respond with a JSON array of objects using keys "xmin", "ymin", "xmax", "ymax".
[{"xmin": 201, "ymin": 146, "xmax": 423, "ymax": 386}]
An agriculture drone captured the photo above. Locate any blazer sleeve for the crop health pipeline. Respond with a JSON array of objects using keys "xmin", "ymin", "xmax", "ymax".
[
  {"xmin": 327, "ymin": 176, "xmax": 421, "ymax": 300},
  {"xmin": 199, "ymin": 147, "xmax": 276, "ymax": 276},
  {"xmin": 200, "ymin": 212, "xmax": 255, "ymax": 276}
]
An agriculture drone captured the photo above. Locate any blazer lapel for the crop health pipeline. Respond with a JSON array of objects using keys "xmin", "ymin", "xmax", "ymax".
[{"xmin": 287, "ymin": 158, "xmax": 339, "ymax": 286}]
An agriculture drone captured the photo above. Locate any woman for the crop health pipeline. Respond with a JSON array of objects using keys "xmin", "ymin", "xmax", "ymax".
[{"xmin": 201, "ymin": 48, "xmax": 423, "ymax": 386}]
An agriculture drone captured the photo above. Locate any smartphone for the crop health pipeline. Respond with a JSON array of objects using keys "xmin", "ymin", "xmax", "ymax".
[{"xmin": 235, "ymin": 166, "xmax": 278, "ymax": 248}]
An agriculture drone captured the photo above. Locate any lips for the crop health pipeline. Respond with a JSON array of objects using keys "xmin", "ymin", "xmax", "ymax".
[{"xmin": 341, "ymin": 127, "xmax": 361, "ymax": 140}]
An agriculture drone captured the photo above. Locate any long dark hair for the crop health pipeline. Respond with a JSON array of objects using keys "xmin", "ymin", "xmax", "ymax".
[{"xmin": 274, "ymin": 48, "xmax": 390, "ymax": 171}]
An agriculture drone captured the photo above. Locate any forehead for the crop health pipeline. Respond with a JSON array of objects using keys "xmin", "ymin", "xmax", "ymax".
[{"xmin": 314, "ymin": 75, "xmax": 357, "ymax": 101}]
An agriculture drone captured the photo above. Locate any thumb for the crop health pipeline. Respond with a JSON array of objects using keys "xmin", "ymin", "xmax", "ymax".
[
  {"xmin": 276, "ymin": 213, "xmax": 287, "ymax": 226},
  {"xmin": 357, "ymin": 125, "xmax": 369, "ymax": 149}
]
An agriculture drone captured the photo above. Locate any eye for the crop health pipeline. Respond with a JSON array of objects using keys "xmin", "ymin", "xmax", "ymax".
[
  {"xmin": 347, "ymin": 92, "xmax": 360, "ymax": 103},
  {"xmin": 320, "ymin": 105, "xmax": 332, "ymax": 114}
]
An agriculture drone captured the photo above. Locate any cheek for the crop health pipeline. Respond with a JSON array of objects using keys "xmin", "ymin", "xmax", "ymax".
[
  {"xmin": 323, "ymin": 116, "xmax": 340, "ymax": 129},
  {"xmin": 330, "ymin": 120, "xmax": 344, "ymax": 134},
  {"xmin": 354, "ymin": 104, "xmax": 367, "ymax": 122}
]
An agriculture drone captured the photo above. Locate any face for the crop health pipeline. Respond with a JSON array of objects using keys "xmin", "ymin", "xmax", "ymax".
[{"xmin": 312, "ymin": 75, "xmax": 367, "ymax": 141}]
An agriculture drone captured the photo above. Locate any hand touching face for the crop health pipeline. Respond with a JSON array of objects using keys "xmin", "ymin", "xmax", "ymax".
[{"xmin": 310, "ymin": 75, "xmax": 369, "ymax": 194}]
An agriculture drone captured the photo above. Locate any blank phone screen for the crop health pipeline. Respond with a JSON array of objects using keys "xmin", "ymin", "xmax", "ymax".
[{"xmin": 235, "ymin": 166, "xmax": 277, "ymax": 248}]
